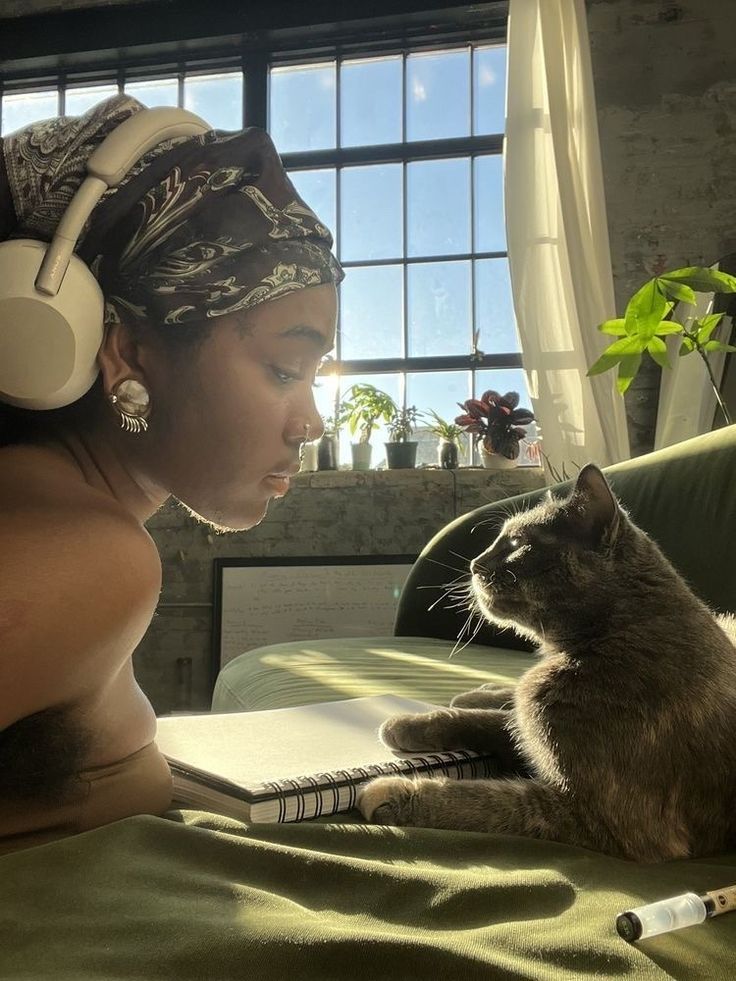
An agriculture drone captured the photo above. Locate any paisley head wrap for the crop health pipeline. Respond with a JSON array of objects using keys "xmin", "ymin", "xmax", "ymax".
[{"xmin": 0, "ymin": 93, "xmax": 344, "ymax": 331}]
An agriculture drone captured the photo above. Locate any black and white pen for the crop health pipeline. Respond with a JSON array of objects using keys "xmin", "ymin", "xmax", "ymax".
[{"xmin": 616, "ymin": 885, "xmax": 736, "ymax": 942}]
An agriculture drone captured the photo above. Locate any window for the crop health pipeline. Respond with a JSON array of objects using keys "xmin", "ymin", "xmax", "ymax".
[{"xmin": 0, "ymin": 10, "xmax": 526, "ymax": 465}]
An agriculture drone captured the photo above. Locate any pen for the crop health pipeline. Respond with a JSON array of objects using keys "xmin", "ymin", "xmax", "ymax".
[{"xmin": 616, "ymin": 885, "xmax": 736, "ymax": 941}]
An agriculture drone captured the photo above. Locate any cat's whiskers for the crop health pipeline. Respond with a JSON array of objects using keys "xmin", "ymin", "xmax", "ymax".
[
  {"xmin": 448, "ymin": 548, "xmax": 473, "ymax": 563},
  {"xmin": 425, "ymin": 556, "xmax": 469, "ymax": 576},
  {"xmin": 418, "ymin": 577, "xmax": 474, "ymax": 614},
  {"xmin": 470, "ymin": 499, "xmax": 526, "ymax": 537},
  {"xmin": 450, "ymin": 608, "xmax": 486, "ymax": 658}
]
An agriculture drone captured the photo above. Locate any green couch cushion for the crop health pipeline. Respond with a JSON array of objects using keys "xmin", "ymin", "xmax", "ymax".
[
  {"xmin": 1, "ymin": 810, "xmax": 734, "ymax": 980},
  {"xmin": 212, "ymin": 636, "xmax": 536, "ymax": 711}
]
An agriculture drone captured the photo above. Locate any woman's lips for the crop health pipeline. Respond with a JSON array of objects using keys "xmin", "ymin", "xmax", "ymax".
[{"xmin": 263, "ymin": 474, "xmax": 291, "ymax": 497}]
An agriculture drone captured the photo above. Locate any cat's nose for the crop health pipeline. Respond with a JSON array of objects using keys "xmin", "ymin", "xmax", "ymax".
[{"xmin": 471, "ymin": 545, "xmax": 506, "ymax": 579}]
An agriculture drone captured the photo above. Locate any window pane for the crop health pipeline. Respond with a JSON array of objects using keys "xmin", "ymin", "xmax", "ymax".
[
  {"xmin": 340, "ymin": 164, "xmax": 403, "ymax": 261},
  {"xmin": 474, "ymin": 45, "xmax": 507, "ymax": 135},
  {"xmin": 125, "ymin": 77, "xmax": 179, "ymax": 108},
  {"xmin": 340, "ymin": 265, "xmax": 403, "ymax": 360},
  {"xmin": 475, "ymin": 259, "xmax": 518, "ymax": 353},
  {"xmin": 1, "ymin": 90, "xmax": 58, "ymax": 135},
  {"xmin": 407, "ymin": 158, "xmax": 470, "ymax": 257},
  {"xmin": 406, "ymin": 49, "xmax": 469, "ymax": 142},
  {"xmin": 408, "ymin": 260, "xmax": 471, "ymax": 357},
  {"xmin": 340, "ymin": 55, "xmax": 402, "ymax": 147},
  {"xmin": 270, "ymin": 62, "xmax": 336, "ymax": 152},
  {"xmin": 406, "ymin": 370, "xmax": 472, "ymax": 466},
  {"xmin": 184, "ymin": 72, "xmax": 242, "ymax": 130},
  {"xmin": 313, "ymin": 371, "xmax": 340, "ymax": 428},
  {"xmin": 288, "ymin": 168, "xmax": 337, "ymax": 246},
  {"xmin": 65, "ymin": 84, "xmax": 118, "ymax": 116},
  {"xmin": 337, "ymin": 373, "xmax": 401, "ymax": 466},
  {"xmin": 474, "ymin": 155, "xmax": 505, "ymax": 252}
]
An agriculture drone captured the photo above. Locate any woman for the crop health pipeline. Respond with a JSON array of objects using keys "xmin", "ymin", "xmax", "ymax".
[{"xmin": 0, "ymin": 94, "xmax": 343, "ymax": 853}]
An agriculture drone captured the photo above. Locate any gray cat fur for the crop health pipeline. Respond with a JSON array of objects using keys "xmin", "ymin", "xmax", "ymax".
[{"xmin": 358, "ymin": 465, "xmax": 736, "ymax": 863}]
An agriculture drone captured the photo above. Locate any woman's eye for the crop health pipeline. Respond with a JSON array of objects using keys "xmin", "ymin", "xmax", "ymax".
[{"xmin": 271, "ymin": 366, "xmax": 300, "ymax": 384}]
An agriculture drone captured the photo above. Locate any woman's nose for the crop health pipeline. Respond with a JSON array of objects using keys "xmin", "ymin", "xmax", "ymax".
[{"xmin": 305, "ymin": 407, "xmax": 324, "ymax": 441}]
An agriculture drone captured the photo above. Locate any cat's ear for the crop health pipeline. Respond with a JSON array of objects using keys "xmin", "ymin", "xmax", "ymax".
[{"xmin": 571, "ymin": 464, "xmax": 621, "ymax": 544}]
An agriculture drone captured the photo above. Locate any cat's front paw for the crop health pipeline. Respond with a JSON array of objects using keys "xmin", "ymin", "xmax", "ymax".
[
  {"xmin": 379, "ymin": 709, "xmax": 455, "ymax": 752},
  {"xmin": 357, "ymin": 776, "xmax": 415, "ymax": 825},
  {"xmin": 450, "ymin": 684, "xmax": 516, "ymax": 710}
]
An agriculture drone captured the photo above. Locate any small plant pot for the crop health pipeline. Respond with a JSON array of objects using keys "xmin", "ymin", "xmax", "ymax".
[
  {"xmin": 385, "ymin": 441, "xmax": 418, "ymax": 469},
  {"xmin": 351, "ymin": 442, "xmax": 372, "ymax": 470},
  {"xmin": 299, "ymin": 441, "xmax": 319, "ymax": 472},
  {"xmin": 438, "ymin": 438, "xmax": 459, "ymax": 470},
  {"xmin": 317, "ymin": 434, "xmax": 338, "ymax": 471},
  {"xmin": 480, "ymin": 448, "xmax": 518, "ymax": 470}
]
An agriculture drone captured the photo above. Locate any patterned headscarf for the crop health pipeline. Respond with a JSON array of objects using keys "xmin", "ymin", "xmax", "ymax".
[{"xmin": 0, "ymin": 94, "xmax": 343, "ymax": 330}]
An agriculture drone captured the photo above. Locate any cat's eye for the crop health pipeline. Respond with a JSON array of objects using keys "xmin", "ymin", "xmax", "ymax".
[{"xmin": 508, "ymin": 537, "xmax": 523, "ymax": 550}]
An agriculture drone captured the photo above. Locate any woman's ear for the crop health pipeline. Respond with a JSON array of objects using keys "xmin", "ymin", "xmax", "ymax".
[{"xmin": 95, "ymin": 318, "xmax": 148, "ymax": 396}]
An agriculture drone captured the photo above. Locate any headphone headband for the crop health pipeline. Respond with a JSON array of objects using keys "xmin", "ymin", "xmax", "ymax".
[
  {"xmin": 36, "ymin": 107, "xmax": 211, "ymax": 296},
  {"xmin": 0, "ymin": 105, "xmax": 212, "ymax": 410}
]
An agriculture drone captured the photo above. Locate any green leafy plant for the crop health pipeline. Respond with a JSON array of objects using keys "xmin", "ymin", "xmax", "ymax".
[
  {"xmin": 424, "ymin": 411, "xmax": 464, "ymax": 442},
  {"xmin": 320, "ymin": 398, "xmax": 352, "ymax": 437},
  {"xmin": 343, "ymin": 384, "xmax": 397, "ymax": 444},
  {"xmin": 587, "ymin": 265, "xmax": 736, "ymax": 424},
  {"xmin": 455, "ymin": 391, "xmax": 535, "ymax": 460},
  {"xmin": 387, "ymin": 405, "xmax": 420, "ymax": 442}
]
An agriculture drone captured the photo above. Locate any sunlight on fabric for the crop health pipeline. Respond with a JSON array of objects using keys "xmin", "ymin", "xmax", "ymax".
[{"xmin": 365, "ymin": 648, "xmax": 514, "ymax": 683}]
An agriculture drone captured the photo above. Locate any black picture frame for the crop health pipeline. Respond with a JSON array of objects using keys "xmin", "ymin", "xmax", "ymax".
[{"xmin": 211, "ymin": 554, "xmax": 417, "ymax": 693}]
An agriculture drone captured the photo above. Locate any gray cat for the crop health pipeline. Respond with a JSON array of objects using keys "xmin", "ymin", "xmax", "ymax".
[{"xmin": 358, "ymin": 464, "xmax": 736, "ymax": 863}]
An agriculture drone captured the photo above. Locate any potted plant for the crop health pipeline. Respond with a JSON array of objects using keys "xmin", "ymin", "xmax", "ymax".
[
  {"xmin": 315, "ymin": 398, "xmax": 353, "ymax": 471},
  {"xmin": 425, "ymin": 411, "xmax": 464, "ymax": 469},
  {"xmin": 344, "ymin": 383, "xmax": 397, "ymax": 470},
  {"xmin": 385, "ymin": 405, "xmax": 420, "ymax": 469},
  {"xmin": 316, "ymin": 415, "xmax": 339, "ymax": 471},
  {"xmin": 455, "ymin": 390, "xmax": 535, "ymax": 469},
  {"xmin": 587, "ymin": 264, "xmax": 736, "ymax": 423}
]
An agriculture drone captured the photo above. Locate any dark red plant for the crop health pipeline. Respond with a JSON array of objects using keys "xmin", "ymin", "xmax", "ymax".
[{"xmin": 455, "ymin": 390, "xmax": 535, "ymax": 460}]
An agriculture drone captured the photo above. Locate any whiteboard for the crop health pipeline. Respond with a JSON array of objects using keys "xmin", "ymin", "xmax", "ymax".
[{"xmin": 211, "ymin": 556, "xmax": 416, "ymax": 682}]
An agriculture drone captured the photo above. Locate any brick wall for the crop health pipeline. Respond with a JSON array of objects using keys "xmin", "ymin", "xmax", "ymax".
[{"xmin": 587, "ymin": 0, "xmax": 736, "ymax": 453}]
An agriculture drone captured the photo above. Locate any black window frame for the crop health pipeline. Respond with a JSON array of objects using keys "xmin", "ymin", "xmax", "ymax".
[{"xmin": 0, "ymin": 1, "xmax": 517, "ymax": 418}]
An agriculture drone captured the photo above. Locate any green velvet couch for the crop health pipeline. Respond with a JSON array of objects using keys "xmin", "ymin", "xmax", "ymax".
[{"xmin": 2, "ymin": 426, "xmax": 735, "ymax": 981}]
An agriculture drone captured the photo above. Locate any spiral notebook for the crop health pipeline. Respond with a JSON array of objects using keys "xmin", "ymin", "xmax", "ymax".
[{"xmin": 156, "ymin": 694, "xmax": 497, "ymax": 823}]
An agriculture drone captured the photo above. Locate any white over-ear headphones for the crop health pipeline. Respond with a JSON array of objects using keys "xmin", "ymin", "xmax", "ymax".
[{"xmin": 0, "ymin": 106, "xmax": 212, "ymax": 410}]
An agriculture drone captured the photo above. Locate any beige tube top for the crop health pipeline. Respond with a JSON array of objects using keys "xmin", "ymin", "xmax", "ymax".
[{"xmin": 0, "ymin": 741, "xmax": 173, "ymax": 856}]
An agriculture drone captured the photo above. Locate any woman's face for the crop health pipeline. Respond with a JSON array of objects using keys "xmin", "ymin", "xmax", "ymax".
[{"xmin": 136, "ymin": 282, "xmax": 337, "ymax": 532}]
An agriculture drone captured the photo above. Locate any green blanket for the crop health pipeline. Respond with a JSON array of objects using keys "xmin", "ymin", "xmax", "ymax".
[{"xmin": 1, "ymin": 810, "xmax": 733, "ymax": 980}]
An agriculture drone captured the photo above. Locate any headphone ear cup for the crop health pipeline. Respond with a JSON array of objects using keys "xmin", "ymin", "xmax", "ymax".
[{"xmin": 0, "ymin": 239, "xmax": 105, "ymax": 410}]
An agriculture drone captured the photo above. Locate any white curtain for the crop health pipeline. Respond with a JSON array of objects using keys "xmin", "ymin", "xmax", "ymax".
[
  {"xmin": 504, "ymin": 0, "xmax": 630, "ymax": 476},
  {"xmin": 654, "ymin": 290, "xmax": 727, "ymax": 449}
]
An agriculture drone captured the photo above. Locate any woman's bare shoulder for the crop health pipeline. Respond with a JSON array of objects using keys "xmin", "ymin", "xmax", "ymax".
[{"xmin": 0, "ymin": 444, "xmax": 162, "ymax": 728}]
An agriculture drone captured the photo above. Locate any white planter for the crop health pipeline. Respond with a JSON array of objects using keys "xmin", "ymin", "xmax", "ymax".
[
  {"xmin": 299, "ymin": 442, "xmax": 319, "ymax": 472},
  {"xmin": 351, "ymin": 443, "xmax": 372, "ymax": 471},
  {"xmin": 481, "ymin": 449, "xmax": 519, "ymax": 470}
]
